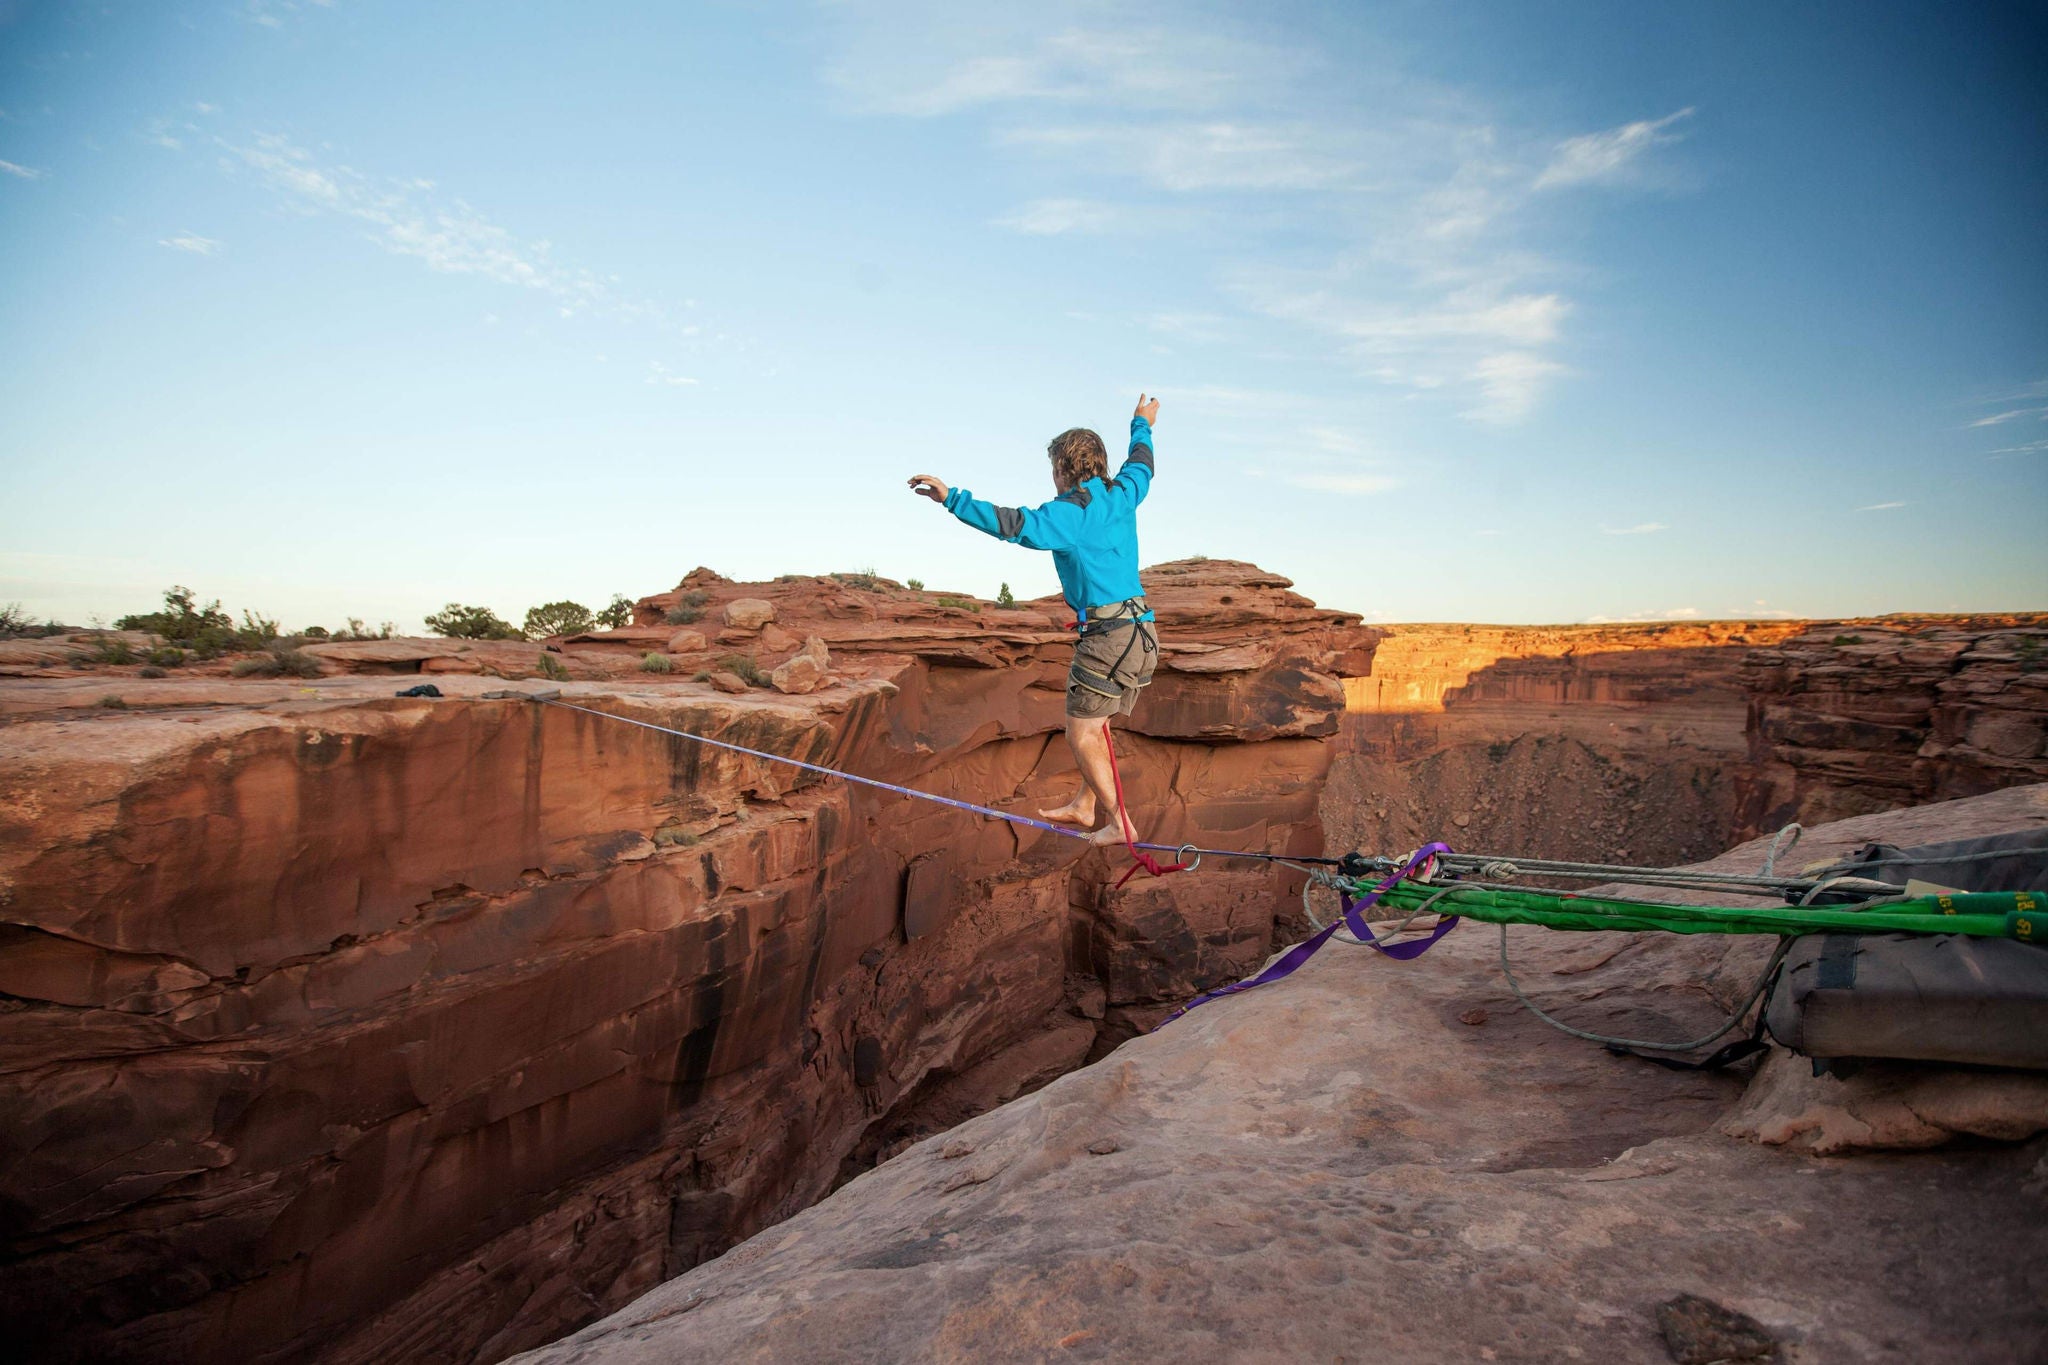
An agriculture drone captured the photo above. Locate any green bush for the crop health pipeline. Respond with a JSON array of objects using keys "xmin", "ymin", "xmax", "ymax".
[
  {"xmin": 1832, "ymin": 634, "xmax": 1863, "ymax": 646},
  {"xmin": 537, "ymin": 653, "xmax": 571, "ymax": 681},
  {"xmin": 0, "ymin": 604, "xmax": 61, "ymax": 638},
  {"xmin": 640, "ymin": 652, "xmax": 673, "ymax": 674},
  {"xmin": 229, "ymin": 644, "xmax": 322, "ymax": 679},
  {"xmin": 833, "ymin": 568, "xmax": 884, "ymax": 592},
  {"xmin": 595, "ymin": 594, "xmax": 634, "ymax": 630},
  {"xmin": 664, "ymin": 590, "xmax": 710, "ymax": 626},
  {"xmin": 906, "ymin": 578, "xmax": 924, "ymax": 592},
  {"xmin": 717, "ymin": 653, "xmax": 769, "ymax": 686},
  {"xmin": 996, "ymin": 582, "xmax": 1015, "ymax": 607},
  {"xmin": 524, "ymin": 600, "xmax": 596, "ymax": 640},
  {"xmin": 145, "ymin": 646, "xmax": 187, "ymax": 669},
  {"xmin": 98, "ymin": 695, "xmax": 127, "ymax": 709},
  {"xmin": 91, "ymin": 637, "xmax": 138, "ymax": 665},
  {"xmin": 934, "ymin": 595, "xmax": 980, "ymax": 613},
  {"xmin": 138, "ymin": 666, "xmax": 167, "ymax": 679},
  {"xmin": 425, "ymin": 603, "xmax": 522, "ymax": 640},
  {"xmin": 117, "ymin": 586, "xmax": 244, "ymax": 658},
  {"xmin": 332, "ymin": 617, "xmax": 395, "ymax": 641}
]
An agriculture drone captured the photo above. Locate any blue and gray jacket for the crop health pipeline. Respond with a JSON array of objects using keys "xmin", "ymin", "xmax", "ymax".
[{"xmin": 943, "ymin": 416, "xmax": 1155, "ymax": 618}]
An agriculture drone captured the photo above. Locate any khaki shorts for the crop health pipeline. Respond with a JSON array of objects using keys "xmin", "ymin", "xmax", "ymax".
[{"xmin": 1066, "ymin": 618, "xmax": 1159, "ymax": 719}]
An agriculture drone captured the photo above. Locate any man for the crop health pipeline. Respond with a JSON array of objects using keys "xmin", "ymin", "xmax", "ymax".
[{"xmin": 908, "ymin": 394, "xmax": 1160, "ymax": 847}]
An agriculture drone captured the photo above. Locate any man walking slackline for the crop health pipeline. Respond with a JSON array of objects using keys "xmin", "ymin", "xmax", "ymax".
[{"xmin": 908, "ymin": 394, "xmax": 1161, "ymax": 847}]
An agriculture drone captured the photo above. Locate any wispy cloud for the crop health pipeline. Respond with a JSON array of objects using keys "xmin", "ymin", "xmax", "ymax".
[
  {"xmin": 1856, "ymin": 500, "xmax": 1907, "ymax": 512},
  {"xmin": 1601, "ymin": 522, "xmax": 1668, "ymax": 535},
  {"xmin": 217, "ymin": 132, "xmax": 665, "ymax": 325},
  {"xmin": 1583, "ymin": 606, "xmax": 1700, "ymax": 624},
  {"xmin": 0, "ymin": 159, "xmax": 45, "ymax": 180},
  {"xmin": 1282, "ymin": 471, "xmax": 1399, "ymax": 496},
  {"xmin": 1988, "ymin": 439, "xmax": 2047, "ymax": 459},
  {"xmin": 1535, "ymin": 108, "xmax": 1693, "ymax": 189},
  {"xmin": 995, "ymin": 197, "xmax": 1128, "ymax": 235},
  {"xmin": 159, "ymin": 232, "xmax": 221, "ymax": 255},
  {"xmin": 645, "ymin": 360, "xmax": 698, "ymax": 387},
  {"xmin": 1970, "ymin": 406, "xmax": 2047, "ymax": 428}
]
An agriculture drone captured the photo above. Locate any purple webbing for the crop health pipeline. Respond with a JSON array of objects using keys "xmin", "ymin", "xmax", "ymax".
[
  {"xmin": 542, "ymin": 698, "xmax": 1317, "ymax": 866},
  {"xmin": 1160, "ymin": 842, "xmax": 1460, "ymax": 1024},
  {"xmin": 543, "ymin": 699, "xmax": 1095, "ymax": 841}
]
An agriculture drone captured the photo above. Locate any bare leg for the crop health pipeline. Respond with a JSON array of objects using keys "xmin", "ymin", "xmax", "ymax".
[
  {"xmin": 1037, "ymin": 714, "xmax": 1132, "ymax": 842},
  {"xmin": 1063, "ymin": 716, "xmax": 1137, "ymax": 846}
]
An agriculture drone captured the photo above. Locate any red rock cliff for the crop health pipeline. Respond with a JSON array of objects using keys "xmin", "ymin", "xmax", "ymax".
[
  {"xmin": 1329, "ymin": 615, "xmax": 2048, "ymax": 870},
  {"xmin": 0, "ymin": 560, "xmax": 1373, "ymax": 1365}
]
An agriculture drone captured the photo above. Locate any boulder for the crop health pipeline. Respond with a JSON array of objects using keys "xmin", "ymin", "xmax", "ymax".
[
  {"xmin": 759, "ymin": 623, "xmax": 798, "ymax": 654},
  {"xmin": 708, "ymin": 671, "xmax": 751, "ymax": 694},
  {"xmin": 666, "ymin": 630, "xmax": 707, "ymax": 654},
  {"xmin": 723, "ymin": 599, "xmax": 775, "ymax": 631},
  {"xmin": 770, "ymin": 653, "xmax": 825, "ymax": 695}
]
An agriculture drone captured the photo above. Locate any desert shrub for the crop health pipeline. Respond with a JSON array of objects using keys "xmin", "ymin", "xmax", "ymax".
[
  {"xmin": 996, "ymin": 582, "xmax": 1015, "ymax": 607},
  {"xmin": 138, "ymin": 666, "xmax": 167, "ymax": 679},
  {"xmin": 0, "ymin": 604, "xmax": 59, "ymax": 638},
  {"xmin": 934, "ymin": 595, "xmax": 980, "ymax": 613},
  {"xmin": 524, "ymin": 600, "xmax": 596, "ymax": 640},
  {"xmin": 98, "ymin": 695, "xmax": 127, "ymax": 709},
  {"xmin": 301, "ymin": 626, "xmax": 330, "ymax": 639},
  {"xmin": 718, "ymin": 653, "xmax": 769, "ymax": 686},
  {"xmin": 230, "ymin": 644, "xmax": 321, "ymax": 679},
  {"xmin": 906, "ymin": 578, "xmax": 924, "ymax": 592},
  {"xmin": 90, "ymin": 637, "xmax": 138, "ymax": 665},
  {"xmin": 537, "ymin": 653, "xmax": 571, "ymax": 681},
  {"xmin": 595, "ymin": 594, "xmax": 634, "ymax": 630},
  {"xmin": 239, "ymin": 609, "xmax": 280, "ymax": 643},
  {"xmin": 692, "ymin": 670, "xmax": 711, "ymax": 682},
  {"xmin": 117, "ymin": 586, "xmax": 245, "ymax": 657},
  {"xmin": 146, "ymin": 646, "xmax": 187, "ymax": 668},
  {"xmin": 640, "ymin": 652, "xmax": 673, "ymax": 674},
  {"xmin": 664, "ymin": 590, "xmax": 712, "ymax": 625},
  {"xmin": 425, "ymin": 603, "xmax": 522, "ymax": 640},
  {"xmin": 332, "ymin": 617, "xmax": 395, "ymax": 641},
  {"xmin": 1832, "ymin": 634, "xmax": 1863, "ymax": 646},
  {"xmin": 833, "ymin": 567, "xmax": 884, "ymax": 592}
]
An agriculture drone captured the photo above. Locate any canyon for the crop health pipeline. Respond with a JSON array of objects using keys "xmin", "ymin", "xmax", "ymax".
[{"xmin": 2, "ymin": 565, "xmax": 2043, "ymax": 1364}]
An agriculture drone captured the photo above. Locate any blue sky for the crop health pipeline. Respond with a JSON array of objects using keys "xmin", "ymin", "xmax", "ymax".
[{"xmin": 1, "ymin": 0, "xmax": 2043, "ymax": 629}]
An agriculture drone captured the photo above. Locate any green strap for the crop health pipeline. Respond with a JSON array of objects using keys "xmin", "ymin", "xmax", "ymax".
[{"xmin": 1358, "ymin": 883, "xmax": 2041, "ymax": 941}]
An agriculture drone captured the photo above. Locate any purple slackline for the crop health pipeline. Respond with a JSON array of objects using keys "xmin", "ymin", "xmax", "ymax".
[{"xmin": 1161, "ymin": 842, "xmax": 1461, "ymax": 1024}]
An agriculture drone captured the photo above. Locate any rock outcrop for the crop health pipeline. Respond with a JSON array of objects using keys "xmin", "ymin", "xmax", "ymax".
[
  {"xmin": 0, "ymin": 561, "xmax": 1372, "ymax": 1365},
  {"xmin": 509, "ymin": 786, "xmax": 2048, "ymax": 1365},
  {"xmin": 1332, "ymin": 616, "xmax": 2048, "ymax": 873}
]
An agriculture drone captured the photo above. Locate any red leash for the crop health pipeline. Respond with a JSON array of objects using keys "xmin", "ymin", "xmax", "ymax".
[{"xmin": 1101, "ymin": 723, "xmax": 1188, "ymax": 889}]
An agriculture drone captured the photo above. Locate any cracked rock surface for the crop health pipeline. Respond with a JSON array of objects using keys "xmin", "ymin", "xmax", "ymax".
[{"xmin": 513, "ymin": 787, "xmax": 2048, "ymax": 1365}]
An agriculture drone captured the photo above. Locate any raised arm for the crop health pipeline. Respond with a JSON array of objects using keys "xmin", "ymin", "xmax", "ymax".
[{"xmin": 1112, "ymin": 393, "xmax": 1158, "ymax": 505}]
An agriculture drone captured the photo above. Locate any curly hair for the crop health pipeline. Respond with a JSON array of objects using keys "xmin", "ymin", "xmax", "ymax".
[{"xmin": 1047, "ymin": 428, "xmax": 1108, "ymax": 490}]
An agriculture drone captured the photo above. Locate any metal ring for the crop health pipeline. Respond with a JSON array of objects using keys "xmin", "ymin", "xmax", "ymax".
[{"xmin": 1176, "ymin": 843, "xmax": 1203, "ymax": 872}]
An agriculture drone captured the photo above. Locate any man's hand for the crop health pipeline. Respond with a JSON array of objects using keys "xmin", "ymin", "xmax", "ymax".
[
  {"xmin": 908, "ymin": 474, "xmax": 949, "ymax": 504},
  {"xmin": 1135, "ymin": 393, "xmax": 1159, "ymax": 425}
]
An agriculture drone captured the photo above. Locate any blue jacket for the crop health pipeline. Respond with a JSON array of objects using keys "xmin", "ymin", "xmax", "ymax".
[{"xmin": 944, "ymin": 416, "xmax": 1155, "ymax": 615}]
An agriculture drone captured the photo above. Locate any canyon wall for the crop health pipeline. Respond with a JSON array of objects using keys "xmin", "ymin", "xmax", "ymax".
[
  {"xmin": 0, "ymin": 560, "xmax": 1373, "ymax": 1365},
  {"xmin": 1330, "ymin": 615, "xmax": 2048, "ymax": 871}
]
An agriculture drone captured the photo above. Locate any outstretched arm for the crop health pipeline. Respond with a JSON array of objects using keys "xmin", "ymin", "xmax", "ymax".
[
  {"xmin": 1113, "ymin": 393, "xmax": 1158, "ymax": 504},
  {"xmin": 909, "ymin": 473, "xmax": 1082, "ymax": 551}
]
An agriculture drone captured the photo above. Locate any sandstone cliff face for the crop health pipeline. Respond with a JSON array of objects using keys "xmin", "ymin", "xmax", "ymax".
[
  {"xmin": 0, "ymin": 561, "xmax": 1372, "ymax": 1365},
  {"xmin": 505, "ymin": 786, "xmax": 2048, "ymax": 1365},
  {"xmin": 1330, "ymin": 615, "xmax": 2048, "ymax": 873},
  {"xmin": 1741, "ymin": 617, "xmax": 2048, "ymax": 825}
]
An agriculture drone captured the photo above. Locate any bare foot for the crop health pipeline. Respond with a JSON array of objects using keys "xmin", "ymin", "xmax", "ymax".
[
  {"xmin": 1086, "ymin": 812, "xmax": 1138, "ymax": 846},
  {"xmin": 1038, "ymin": 791, "xmax": 1096, "ymax": 827}
]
